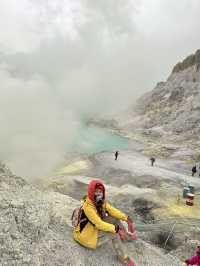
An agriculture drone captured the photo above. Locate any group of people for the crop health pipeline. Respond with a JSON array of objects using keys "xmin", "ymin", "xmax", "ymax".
[{"xmin": 115, "ymin": 151, "xmax": 156, "ymax": 168}]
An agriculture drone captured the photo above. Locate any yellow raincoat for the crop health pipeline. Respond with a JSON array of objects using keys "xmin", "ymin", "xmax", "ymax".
[{"xmin": 73, "ymin": 196, "xmax": 128, "ymax": 249}]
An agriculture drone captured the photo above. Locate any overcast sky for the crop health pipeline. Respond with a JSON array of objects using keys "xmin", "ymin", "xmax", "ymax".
[{"xmin": 0, "ymin": 0, "xmax": 200, "ymax": 177}]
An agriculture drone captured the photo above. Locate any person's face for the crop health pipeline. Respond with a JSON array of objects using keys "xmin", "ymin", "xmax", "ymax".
[
  {"xmin": 94, "ymin": 187, "xmax": 104, "ymax": 204},
  {"xmin": 94, "ymin": 188, "xmax": 103, "ymax": 196}
]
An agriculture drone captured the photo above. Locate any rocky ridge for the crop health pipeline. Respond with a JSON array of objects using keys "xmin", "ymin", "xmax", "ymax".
[{"xmin": 172, "ymin": 49, "xmax": 200, "ymax": 73}]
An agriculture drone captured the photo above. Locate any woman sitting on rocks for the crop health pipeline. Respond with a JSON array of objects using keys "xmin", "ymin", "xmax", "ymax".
[{"xmin": 73, "ymin": 179, "xmax": 137, "ymax": 266}]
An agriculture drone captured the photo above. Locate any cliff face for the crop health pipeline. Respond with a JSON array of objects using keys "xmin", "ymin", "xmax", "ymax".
[
  {"xmin": 130, "ymin": 50, "xmax": 200, "ymax": 138},
  {"xmin": 172, "ymin": 49, "xmax": 200, "ymax": 73}
]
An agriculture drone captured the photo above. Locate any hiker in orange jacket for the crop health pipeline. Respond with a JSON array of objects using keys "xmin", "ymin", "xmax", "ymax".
[{"xmin": 73, "ymin": 179, "xmax": 137, "ymax": 266}]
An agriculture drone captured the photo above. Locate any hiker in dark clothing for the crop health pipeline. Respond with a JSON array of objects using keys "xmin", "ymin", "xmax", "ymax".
[
  {"xmin": 115, "ymin": 151, "xmax": 119, "ymax": 161},
  {"xmin": 192, "ymin": 165, "xmax": 197, "ymax": 177},
  {"xmin": 150, "ymin": 157, "xmax": 155, "ymax": 166}
]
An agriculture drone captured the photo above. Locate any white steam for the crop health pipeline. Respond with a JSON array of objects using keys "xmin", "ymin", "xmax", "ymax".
[{"xmin": 0, "ymin": 0, "xmax": 200, "ymax": 177}]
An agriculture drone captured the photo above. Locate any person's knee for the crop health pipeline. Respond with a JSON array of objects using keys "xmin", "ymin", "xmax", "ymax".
[
  {"xmin": 104, "ymin": 215, "xmax": 118, "ymax": 224},
  {"xmin": 110, "ymin": 233, "xmax": 120, "ymax": 241}
]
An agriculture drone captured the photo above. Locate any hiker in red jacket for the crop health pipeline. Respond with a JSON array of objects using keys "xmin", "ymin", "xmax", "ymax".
[{"xmin": 185, "ymin": 246, "xmax": 200, "ymax": 265}]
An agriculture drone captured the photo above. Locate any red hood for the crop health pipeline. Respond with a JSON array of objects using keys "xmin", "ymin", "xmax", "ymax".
[{"xmin": 87, "ymin": 179, "xmax": 105, "ymax": 203}]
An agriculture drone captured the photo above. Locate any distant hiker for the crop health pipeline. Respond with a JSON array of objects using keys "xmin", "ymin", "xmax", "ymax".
[
  {"xmin": 185, "ymin": 246, "xmax": 200, "ymax": 265},
  {"xmin": 115, "ymin": 151, "xmax": 119, "ymax": 160},
  {"xmin": 73, "ymin": 179, "xmax": 137, "ymax": 266},
  {"xmin": 192, "ymin": 165, "xmax": 197, "ymax": 177},
  {"xmin": 176, "ymin": 193, "xmax": 181, "ymax": 204},
  {"xmin": 199, "ymin": 165, "xmax": 200, "ymax": 177},
  {"xmin": 150, "ymin": 157, "xmax": 155, "ymax": 166}
]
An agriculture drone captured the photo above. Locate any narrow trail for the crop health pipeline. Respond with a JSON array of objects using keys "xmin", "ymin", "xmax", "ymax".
[{"xmin": 91, "ymin": 150, "xmax": 200, "ymax": 189}]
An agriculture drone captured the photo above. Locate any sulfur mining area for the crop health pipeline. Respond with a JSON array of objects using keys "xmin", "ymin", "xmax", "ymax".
[
  {"xmin": 1, "ymin": 146, "xmax": 200, "ymax": 266},
  {"xmin": 1, "ymin": 50, "xmax": 200, "ymax": 266}
]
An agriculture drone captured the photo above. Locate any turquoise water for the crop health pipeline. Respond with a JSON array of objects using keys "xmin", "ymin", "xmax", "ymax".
[{"xmin": 70, "ymin": 126, "xmax": 128, "ymax": 154}]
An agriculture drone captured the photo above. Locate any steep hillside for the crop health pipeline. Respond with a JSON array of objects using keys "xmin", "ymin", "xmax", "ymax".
[
  {"xmin": 116, "ymin": 50, "xmax": 200, "ymax": 161},
  {"xmin": 133, "ymin": 50, "xmax": 200, "ymax": 134}
]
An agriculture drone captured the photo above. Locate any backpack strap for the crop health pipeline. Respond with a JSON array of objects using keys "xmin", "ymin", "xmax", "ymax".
[{"xmin": 79, "ymin": 209, "xmax": 94, "ymax": 232}]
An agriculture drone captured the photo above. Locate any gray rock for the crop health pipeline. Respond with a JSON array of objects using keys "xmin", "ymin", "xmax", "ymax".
[{"xmin": 0, "ymin": 162, "xmax": 186, "ymax": 266}]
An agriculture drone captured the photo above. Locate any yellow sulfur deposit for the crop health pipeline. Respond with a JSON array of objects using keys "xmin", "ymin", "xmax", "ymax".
[
  {"xmin": 154, "ymin": 195, "xmax": 200, "ymax": 219},
  {"xmin": 56, "ymin": 160, "xmax": 90, "ymax": 175}
]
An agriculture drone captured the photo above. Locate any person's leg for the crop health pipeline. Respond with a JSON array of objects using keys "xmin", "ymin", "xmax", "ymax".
[
  {"xmin": 97, "ymin": 216, "xmax": 124, "ymax": 247},
  {"xmin": 111, "ymin": 234, "xmax": 129, "ymax": 262},
  {"xmin": 97, "ymin": 231, "xmax": 112, "ymax": 247},
  {"xmin": 97, "ymin": 216, "xmax": 135, "ymax": 265},
  {"xmin": 111, "ymin": 235, "xmax": 135, "ymax": 266},
  {"xmin": 97, "ymin": 231, "xmax": 131, "ymax": 264}
]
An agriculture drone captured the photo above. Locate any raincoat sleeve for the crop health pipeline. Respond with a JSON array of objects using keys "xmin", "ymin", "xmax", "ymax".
[
  {"xmin": 83, "ymin": 204, "xmax": 116, "ymax": 233},
  {"xmin": 185, "ymin": 256, "xmax": 200, "ymax": 265},
  {"xmin": 105, "ymin": 202, "xmax": 128, "ymax": 221}
]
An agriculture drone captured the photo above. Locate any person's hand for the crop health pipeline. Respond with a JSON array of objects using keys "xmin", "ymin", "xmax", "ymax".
[
  {"xmin": 118, "ymin": 227, "xmax": 127, "ymax": 241},
  {"xmin": 115, "ymin": 225, "xmax": 127, "ymax": 241},
  {"xmin": 127, "ymin": 216, "xmax": 135, "ymax": 233},
  {"xmin": 127, "ymin": 231, "xmax": 138, "ymax": 241}
]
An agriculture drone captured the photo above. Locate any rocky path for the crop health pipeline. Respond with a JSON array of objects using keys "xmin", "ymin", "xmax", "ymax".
[{"xmin": 87, "ymin": 150, "xmax": 200, "ymax": 189}]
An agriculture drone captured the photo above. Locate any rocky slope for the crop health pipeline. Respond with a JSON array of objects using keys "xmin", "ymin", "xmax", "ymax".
[
  {"xmin": 134, "ymin": 50, "xmax": 200, "ymax": 136},
  {"xmin": 115, "ymin": 49, "xmax": 200, "ymax": 162},
  {"xmin": 1, "ymin": 160, "xmax": 190, "ymax": 266}
]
